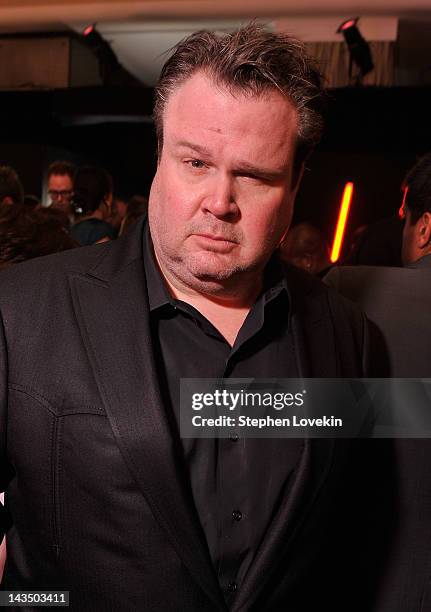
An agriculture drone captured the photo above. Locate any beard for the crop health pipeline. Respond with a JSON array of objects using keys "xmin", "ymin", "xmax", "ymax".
[
  {"xmin": 155, "ymin": 237, "xmax": 252, "ymax": 294},
  {"xmin": 148, "ymin": 179, "xmax": 280, "ymax": 297},
  {"xmin": 152, "ymin": 230, "xmax": 278, "ymax": 303}
]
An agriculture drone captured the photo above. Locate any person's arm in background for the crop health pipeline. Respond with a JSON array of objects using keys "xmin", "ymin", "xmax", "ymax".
[
  {"xmin": 0, "ymin": 309, "xmax": 11, "ymax": 584},
  {"xmin": 0, "ymin": 493, "xmax": 5, "ymax": 582}
]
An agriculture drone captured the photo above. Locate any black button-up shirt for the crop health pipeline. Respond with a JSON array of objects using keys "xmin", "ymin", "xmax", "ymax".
[{"xmin": 144, "ymin": 224, "xmax": 304, "ymax": 602}]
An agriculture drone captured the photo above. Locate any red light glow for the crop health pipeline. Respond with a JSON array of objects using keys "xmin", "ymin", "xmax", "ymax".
[
  {"xmin": 399, "ymin": 186, "xmax": 408, "ymax": 219},
  {"xmin": 341, "ymin": 19, "xmax": 356, "ymax": 31},
  {"xmin": 330, "ymin": 182, "xmax": 354, "ymax": 263},
  {"xmin": 83, "ymin": 24, "xmax": 94, "ymax": 37}
]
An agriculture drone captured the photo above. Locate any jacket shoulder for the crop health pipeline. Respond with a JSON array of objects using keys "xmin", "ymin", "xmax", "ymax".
[
  {"xmin": 284, "ymin": 263, "xmax": 369, "ymax": 376},
  {"xmin": 0, "ymin": 242, "xmax": 108, "ymax": 295},
  {"xmin": 0, "ymin": 217, "xmax": 145, "ymax": 301},
  {"xmin": 285, "ymin": 262, "xmax": 366, "ymax": 326}
]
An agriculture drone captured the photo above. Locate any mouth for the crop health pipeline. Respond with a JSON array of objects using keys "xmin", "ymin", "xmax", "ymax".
[
  {"xmin": 195, "ymin": 233, "xmax": 237, "ymax": 243},
  {"xmin": 192, "ymin": 233, "xmax": 238, "ymax": 252}
]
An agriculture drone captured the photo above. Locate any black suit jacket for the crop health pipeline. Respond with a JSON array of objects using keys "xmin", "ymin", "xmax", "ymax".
[
  {"xmin": 0, "ymin": 219, "xmax": 383, "ymax": 611},
  {"xmin": 325, "ymin": 256, "xmax": 431, "ymax": 377}
]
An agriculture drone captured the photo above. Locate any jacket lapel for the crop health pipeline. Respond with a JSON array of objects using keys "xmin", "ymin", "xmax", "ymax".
[
  {"xmin": 69, "ymin": 224, "xmax": 225, "ymax": 611},
  {"xmin": 234, "ymin": 269, "xmax": 337, "ymax": 611},
  {"xmin": 234, "ymin": 438, "xmax": 335, "ymax": 611},
  {"xmin": 69, "ymin": 233, "xmax": 339, "ymax": 610},
  {"xmin": 289, "ymin": 268, "xmax": 338, "ymax": 378}
]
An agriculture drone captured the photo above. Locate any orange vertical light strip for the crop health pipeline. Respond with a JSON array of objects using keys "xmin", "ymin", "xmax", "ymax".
[
  {"xmin": 330, "ymin": 182, "xmax": 354, "ymax": 263},
  {"xmin": 399, "ymin": 185, "xmax": 408, "ymax": 219}
]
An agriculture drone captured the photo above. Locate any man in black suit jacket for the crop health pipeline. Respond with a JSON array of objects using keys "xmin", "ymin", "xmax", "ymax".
[
  {"xmin": 0, "ymin": 24, "xmax": 379, "ymax": 611},
  {"xmin": 325, "ymin": 151, "xmax": 431, "ymax": 611}
]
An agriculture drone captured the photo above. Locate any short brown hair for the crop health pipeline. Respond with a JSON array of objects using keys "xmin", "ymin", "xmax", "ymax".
[
  {"xmin": 0, "ymin": 165, "xmax": 24, "ymax": 205},
  {"xmin": 0, "ymin": 206, "xmax": 76, "ymax": 269},
  {"xmin": 73, "ymin": 166, "xmax": 113, "ymax": 215},
  {"xmin": 404, "ymin": 151, "xmax": 431, "ymax": 224},
  {"xmin": 154, "ymin": 23, "xmax": 326, "ymax": 165},
  {"xmin": 47, "ymin": 160, "xmax": 75, "ymax": 180}
]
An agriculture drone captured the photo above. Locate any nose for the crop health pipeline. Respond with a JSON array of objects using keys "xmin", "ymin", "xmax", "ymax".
[{"xmin": 201, "ymin": 175, "xmax": 239, "ymax": 220}]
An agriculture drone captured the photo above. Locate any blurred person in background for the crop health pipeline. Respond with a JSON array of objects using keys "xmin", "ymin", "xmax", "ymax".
[
  {"xmin": 119, "ymin": 194, "xmax": 148, "ymax": 236},
  {"xmin": 324, "ymin": 151, "xmax": 431, "ymax": 611},
  {"xmin": 70, "ymin": 166, "xmax": 117, "ymax": 246},
  {"xmin": 23, "ymin": 194, "xmax": 41, "ymax": 210},
  {"xmin": 0, "ymin": 205, "xmax": 76, "ymax": 269},
  {"xmin": 0, "ymin": 165, "xmax": 24, "ymax": 208},
  {"xmin": 344, "ymin": 215, "xmax": 403, "ymax": 267},
  {"xmin": 106, "ymin": 196, "xmax": 128, "ymax": 234},
  {"xmin": 0, "ymin": 494, "xmax": 3, "ymax": 582},
  {"xmin": 400, "ymin": 152, "xmax": 431, "ymax": 267},
  {"xmin": 279, "ymin": 221, "xmax": 331, "ymax": 276},
  {"xmin": 47, "ymin": 161, "xmax": 75, "ymax": 221},
  {"xmin": 326, "ymin": 151, "xmax": 431, "ymax": 373}
]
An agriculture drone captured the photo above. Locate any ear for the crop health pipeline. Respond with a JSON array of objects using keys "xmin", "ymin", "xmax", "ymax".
[{"xmin": 417, "ymin": 212, "xmax": 431, "ymax": 249}]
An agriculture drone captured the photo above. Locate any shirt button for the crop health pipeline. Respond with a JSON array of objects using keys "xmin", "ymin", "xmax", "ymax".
[
  {"xmin": 232, "ymin": 510, "xmax": 242, "ymax": 521},
  {"xmin": 230, "ymin": 433, "xmax": 239, "ymax": 442},
  {"xmin": 227, "ymin": 581, "xmax": 237, "ymax": 593}
]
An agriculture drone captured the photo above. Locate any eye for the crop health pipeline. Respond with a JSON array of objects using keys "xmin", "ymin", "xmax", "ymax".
[
  {"xmin": 189, "ymin": 159, "xmax": 205, "ymax": 169},
  {"xmin": 241, "ymin": 173, "xmax": 259, "ymax": 181}
]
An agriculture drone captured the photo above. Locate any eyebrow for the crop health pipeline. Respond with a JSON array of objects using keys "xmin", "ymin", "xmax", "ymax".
[
  {"xmin": 175, "ymin": 141, "xmax": 212, "ymax": 157},
  {"xmin": 232, "ymin": 162, "xmax": 286, "ymax": 182},
  {"xmin": 175, "ymin": 140, "xmax": 287, "ymax": 181}
]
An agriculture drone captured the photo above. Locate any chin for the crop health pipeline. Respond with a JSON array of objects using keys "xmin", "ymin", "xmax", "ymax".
[
  {"xmin": 190, "ymin": 266, "xmax": 237, "ymax": 284},
  {"xmin": 189, "ymin": 254, "xmax": 248, "ymax": 280}
]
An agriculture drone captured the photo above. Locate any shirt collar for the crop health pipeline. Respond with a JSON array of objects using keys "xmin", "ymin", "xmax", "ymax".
[
  {"xmin": 405, "ymin": 253, "xmax": 431, "ymax": 270},
  {"xmin": 143, "ymin": 220, "xmax": 172, "ymax": 311},
  {"xmin": 261, "ymin": 251, "xmax": 290, "ymax": 306}
]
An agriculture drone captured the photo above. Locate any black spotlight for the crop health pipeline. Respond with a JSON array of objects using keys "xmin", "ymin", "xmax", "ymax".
[
  {"xmin": 337, "ymin": 17, "xmax": 374, "ymax": 84},
  {"xmin": 81, "ymin": 24, "xmax": 144, "ymax": 87}
]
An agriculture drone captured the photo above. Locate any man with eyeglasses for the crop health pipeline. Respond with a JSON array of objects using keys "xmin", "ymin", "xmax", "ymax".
[{"xmin": 46, "ymin": 160, "xmax": 75, "ymax": 221}]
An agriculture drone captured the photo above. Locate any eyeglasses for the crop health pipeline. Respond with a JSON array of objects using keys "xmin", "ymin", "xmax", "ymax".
[{"xmin": 48, "ymin": 190, "xmax": 73, "ymax": 200}]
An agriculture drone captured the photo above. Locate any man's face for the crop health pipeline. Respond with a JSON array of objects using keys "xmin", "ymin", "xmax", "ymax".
[
  {"xmin": 149, "ymin": 71, "xmax": 301, "ymax": 296},
  {"xmin": 402, "ymin": 207, "xmax": 431, "ymax": 265},
  {"xmin": 48, "ymin": 173, "xmax": 74, "ymax": 215}
]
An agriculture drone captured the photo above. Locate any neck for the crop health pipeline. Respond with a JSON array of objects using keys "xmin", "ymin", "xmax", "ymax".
[
  {"xmin": 409, "ymin": 250, "xmax": 431, "ymax": 266},
  {"xmin": 171, "ymin": 286, "xmax": 259, "ymax": 347},
  {"xmin": 154, "ymin": 255, "xmax": 262, "ymax": 347}
]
